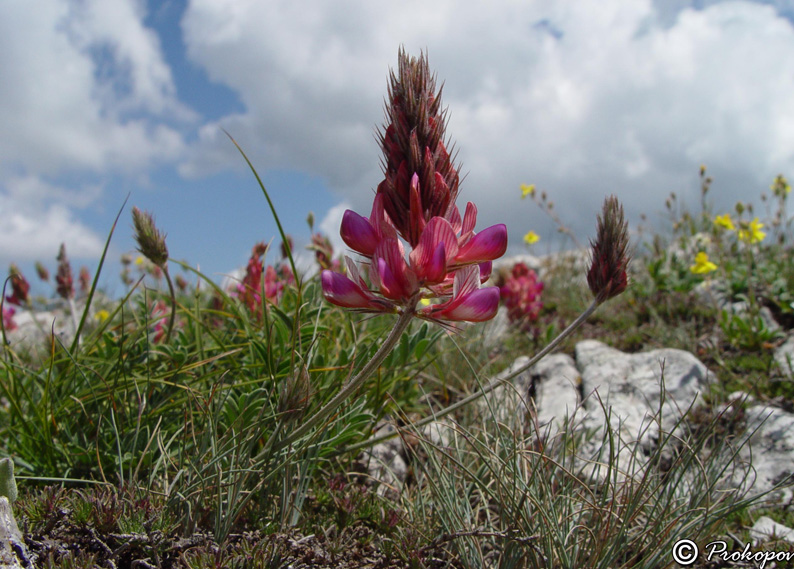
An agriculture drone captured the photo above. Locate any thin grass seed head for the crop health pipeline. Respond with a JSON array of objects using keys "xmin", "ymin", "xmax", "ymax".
[
  {"xmin": 34, "ymin": 261, "xmax": 49, "ymax": 282},
  {"xmin": 132, "ymin": 206, "xmax": 169, "ymax": 268},
  {"xmin": 587, "ymin": 195, "xmax": 630, "ymax": 304}
]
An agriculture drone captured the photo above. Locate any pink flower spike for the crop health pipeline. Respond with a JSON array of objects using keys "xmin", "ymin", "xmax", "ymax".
[
  {"xmin": 455, "ymin": 224, "xmax": 508, "ymax": 264},
  {"xmin": 340, "ymin": 210, "xmax": 379, "ymax": 256},
  {"xmin": 321, "ymin": 270, "xmax": 393, "ymax": 311}
]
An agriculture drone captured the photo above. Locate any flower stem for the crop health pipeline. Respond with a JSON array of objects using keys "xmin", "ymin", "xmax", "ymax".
[
  {"xmin": 275, "ymin": 298, "xmax": 419, "ymax": 451},
  {"xmin": 163, "ymin": 266, "xmax": 176, "ymax": 344},
  {"xmin": 343, "ymin": 298, "xmax": 600, "ymax": 454}
]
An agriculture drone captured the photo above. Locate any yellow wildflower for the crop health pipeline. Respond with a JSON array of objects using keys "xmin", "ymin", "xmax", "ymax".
[
  {"xmin": 690, "ymin": 252, "xmax": 717, "ymax": 274},
  {"xmin": 520, "ymin": 184, "xmax": 535, "ymax": 199},
  {"xmin": 523, "ymin": 230, "xmax": 540, "ymax": 245},
  {"xmin": 135, "ymin": 256, "xmax": 144, "ymax": 266},
  {"xmin": 95, "ymin": 309, "xmax": 110, "ymax": 322},
  {"xmin": 771, "ymin": 175, "xmax": 791, "ymax": 197},
  {"xmin": 737, "ymin": 218, "xmax": 766, "ymax": 244},
  {"xmin": 713, "ymin": 214, "xmax": 735, "ymax": 231}
]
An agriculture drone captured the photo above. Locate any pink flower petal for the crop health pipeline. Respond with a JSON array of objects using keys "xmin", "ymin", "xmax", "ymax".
[
  {"xmin": 460, "ymin": 202, "xmax": 477, "ymax": 244},
  {"xmin": 455, "ymin": 224, "xmax": 508, "ymax": 264},
  {"xmin": 372, "ymin": 239, "xmax": 417, "ymax": 300},
  {"xmin": 441, "ymin": 287, "xmax": 500, "ymax": 321},
  {"xmin": 322, "ymin": 270, "xmax": 386, "ymax": 310},
  {"xmin": 409, "ymin": 217, "xmax": 458, "ymax": 283},
  {"xmin": 340, "ymin": 210, "xmax": 378, "ymax": 256},
  {"xmin": 478, "ymin": 261, "xmax": 493, "ymax": 283}
]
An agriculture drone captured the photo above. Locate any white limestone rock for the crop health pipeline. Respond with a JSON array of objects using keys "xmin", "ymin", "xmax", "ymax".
[
  {"xmin": 576, "ymin": 340, "xmax": 710, "ymax": 449},
  {"xmin": 750, "ymin": 515, "xmax": 794, "ymax": 545}
]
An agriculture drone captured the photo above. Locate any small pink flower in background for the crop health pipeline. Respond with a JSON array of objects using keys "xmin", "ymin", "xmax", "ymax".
[
  {"xmin": 263, "ymin": 265, "xmax": 285, "ymax": 303},
  {"xmin": 79, "ymin": 266, "xmax": 91, "ymax": 296},
  {"xmin": 499, "ymin": 263, "xmax": 544, "ymax": 329},
  {"xmin": 232, "ymin": 243, "xmax": 294, "ymax": 316},
  {"xmin": 2, "ymin": 306, "xmax": 16, "ymax": 332},
  {"xmin": 6, "ymin": 264, "xmax": 30, "ymax": 307},
  {"xmin": 309, "ymin": 233, "xmax": 338, "ymax": 271},
  {"xmin": 151, "ymin": 300, "xmax": 169, "ymax": 343},
  {"xmin": 236, "ymin": 248, "xmax": 264, "ymax": 314}
]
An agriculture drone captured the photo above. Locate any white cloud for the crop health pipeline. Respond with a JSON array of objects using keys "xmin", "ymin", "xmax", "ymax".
[
  {"xmin": 0, "ymin": 0, "xmax": 191, "ymax": 176},
  {"xmin": 181, "ymin": 0, "xmax": 794, "ymax": 251},
  {"xmin": 0, "ymin": 0, "xmax": 194, "ymax": 263},
  {"xmin": 0, "ymin": 188, "xmax": 104, "ymax": 263}
]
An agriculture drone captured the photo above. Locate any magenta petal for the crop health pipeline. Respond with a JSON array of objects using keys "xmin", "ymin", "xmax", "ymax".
[
  {"xmin": 461, "ymin": 202, "xmax": 477, "ymax": 240},
  {"xmin": 373, "ymin": 240, "xmax": 417, "ymax": 300},
  {"xmin": 376, "ymin": 257, "xmax": 400, "ymax": 299},
  {"xmin": 340, "ymin": 210, "xmax": 378, "ymax": 256},
  {"xmin": 437, "ymin": 287, "xmax": 500, "ymax": 322},
  {"xmin": 447, "ymin": 205, "xmax": 462, "ymax": 233},
  {"xmin": 321, "ymin": 270, "xmax": 376, "ymax": 308},
  {"xmin": 410, "ymin": 217, "xmax": 458, "ymax": 282},
  {"xmin": 426, "ymin": 243, "xmax": 447, "ymax": 283},
  {"xmin": 478, "ymin": 261, "xmax": 493, "ymax": 283},
  {"xmin": 455, "ymin": 224, "xmax": 508, "ymax": 264}
]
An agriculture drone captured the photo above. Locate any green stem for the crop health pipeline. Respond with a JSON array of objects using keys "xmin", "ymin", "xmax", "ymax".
[
  {"xmin": 275, "ymin": 299, "xmax": 419, "ymax": 451},
  {"xmin": 344, "ymin": 298, "xmax": 601, "ymax": 455},
  {"xmin": 163, "ymin": 266, "xmax": 176, "ymax": 344}
]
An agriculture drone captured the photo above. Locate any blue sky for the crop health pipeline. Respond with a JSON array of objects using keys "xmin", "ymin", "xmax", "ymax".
[{"xmin": 3, "ymin": 0, "xmax": 794, "ymax": 298}]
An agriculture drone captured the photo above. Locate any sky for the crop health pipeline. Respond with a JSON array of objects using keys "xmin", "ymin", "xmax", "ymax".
[{"xmin": 3, "ymin": 0, "xmax": 794, "ymax": 297}]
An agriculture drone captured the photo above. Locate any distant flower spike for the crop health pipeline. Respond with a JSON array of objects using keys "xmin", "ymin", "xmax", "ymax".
[
  {"xmin": 6, "ymin": 264, "xmax": 30, "ymax": 307},
  {"xmin": 587, "ymin": 196, "xmax": 630, "ymax": 304},
  {"xmin": 56, "ymin": 244, "xmax": 74, "ymax": 301}
]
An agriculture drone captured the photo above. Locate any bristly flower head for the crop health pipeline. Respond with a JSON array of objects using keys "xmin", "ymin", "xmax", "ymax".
[
  {"xmin": 6, "ymin": 264, "xmax": 30, "ymax": 307},
  {"xmin": 322, "ymin": 49, "xmax": 507, "ymax": 324},
  {"xmin": 587, "ymin": 196, "xmax": 630, "ymax": 304},
  {"xmin": 132, "ymin": 207, "xmax": 169, "ymax": 268},
  {"xmin": 376, "ymin": 47, "xmax": 460, "ymax": 248},
  {"xmin": 56, "ymin": 243, "xmax": 74, "ymax": 301}
]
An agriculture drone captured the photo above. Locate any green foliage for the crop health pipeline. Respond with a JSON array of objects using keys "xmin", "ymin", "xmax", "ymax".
[{"xmin": 3, "ymin": 165, "xmax": 794, "ymax": 565}]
